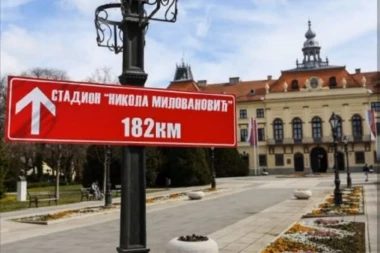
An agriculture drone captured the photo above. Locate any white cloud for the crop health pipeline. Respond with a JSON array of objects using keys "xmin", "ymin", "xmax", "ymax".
[
  {"xmin": 196, "ymin": 16, "xmax": 211, "ymax": 38},
  {"xmin": 0, "ymin": 0, "xmax": 377, "ymax": 88},
  {"xmin": 2, "ymin": 0, "xmax": 35, "ymax": 9},
  {"xmin": 58, "ymin": 0, "xmax": 109, "ymax": 15}
]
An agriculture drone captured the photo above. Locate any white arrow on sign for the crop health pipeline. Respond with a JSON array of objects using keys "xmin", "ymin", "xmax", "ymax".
[{"xmin": 15, "ymin": 87, "xmax": 56, "ymax": 135}]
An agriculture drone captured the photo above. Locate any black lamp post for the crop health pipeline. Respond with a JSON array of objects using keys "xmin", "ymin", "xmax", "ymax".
[
  {"xmin": 105, "ymin": 145, "xmax": 112, "ymax": 207},
  {"xmin": 210, "ymin": 147, "xmax": 216, "ymax": 189},
  {"xmin": 343, "ymin": 136, "xmax": 352, "ymax": 188},
  {"xmin": 94, "ymin": 1, "xmax": 178, "ymax": 252},
  {"xmin": 329, "ymin": 112, "xmax": 342, "ymax": 207}
]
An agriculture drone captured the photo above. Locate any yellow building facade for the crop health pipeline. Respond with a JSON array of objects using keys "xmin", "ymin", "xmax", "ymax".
[
  {"xmin": 168, "ymin": 21, "xmax": 379, "ymax": 174},
  {"xmin": 237, "ymin": 82, "xmax": 378, "ymax": 174}
]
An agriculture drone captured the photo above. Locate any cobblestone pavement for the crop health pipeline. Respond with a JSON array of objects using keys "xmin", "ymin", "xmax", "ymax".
[
  {"xmin": 1, "ymin": 185, "xmax": 293, "ymax": 253},
  {"xmin": 0, "ymin": 173, "xmax": 377, "ymax": 253}
]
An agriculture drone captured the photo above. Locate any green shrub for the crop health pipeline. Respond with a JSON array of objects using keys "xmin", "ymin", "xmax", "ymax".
[
  {"xmin": 0, "ymin": 166, "xmax": 8, "ymax": 199},
  {"xmin": 214, "ymin": 148, "xmax": 249, "ymax": 177},
  {"xmin": 146, "ymin": 147, "xmax": 165, "ymax": 187},
  {"xmin": 163, "ymin": 148, "xmax": 211, "ymax": 187}
]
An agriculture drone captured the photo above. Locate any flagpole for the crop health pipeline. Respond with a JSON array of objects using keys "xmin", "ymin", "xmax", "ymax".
[
  {"xmin": 253, "ymin": 138, "xmax": 257, "ymax": 175},
  {"xmin": 376, "ymin": 126, "xmax": 379, "ymax": 163},
  {"xmin": 255, "ymin": 120, "xmax": 259, "ymax": 176}
]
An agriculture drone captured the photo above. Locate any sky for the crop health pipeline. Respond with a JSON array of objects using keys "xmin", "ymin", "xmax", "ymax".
[{"xmin": 0, "ymin": 0, "xmax": 378, "ymax": 88}]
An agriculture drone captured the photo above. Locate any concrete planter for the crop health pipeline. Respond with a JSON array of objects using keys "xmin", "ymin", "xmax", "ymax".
[
  {"xmin": 166, "ymin": 237, "xmax": 218, "ymax": 253},
  {"xmin": 293, "ymin": 189, "xmax": 312, "ymax": 199},
  {"xmin": 187, "ymin": 191, "xmax": 205, "ymax": 200}
]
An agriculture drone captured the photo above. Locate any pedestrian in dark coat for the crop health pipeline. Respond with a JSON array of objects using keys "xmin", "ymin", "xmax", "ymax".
[{"xmin": 363, "ymin": 164, "xmax": 369, "ymax": 182}]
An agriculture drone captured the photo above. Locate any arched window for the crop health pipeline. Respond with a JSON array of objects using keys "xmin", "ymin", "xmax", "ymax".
[
  {"xmin": 329, "ymin": 76, "xmax": 337, "ymax": 87},
  {"xmin": 336, "ymin": 115, "xmax": 343, "ymax": 138},
  {"xmin": 352, "ymin": 114, "xmax": 363, "ymax": 137},
  {"xmin": 273, "ymin": 118, "xmax": 283, "ymax": 141},
  {"xmin": 292, "ymin": 118, "xmax": 303, "ymax": 140},
  {"xmin": 312, "ymin": 116, "xmax": 323, "ymax": 138},
  {"xmin": 291, "ymin": 79, "xmax": 299, "ymax": 90}
]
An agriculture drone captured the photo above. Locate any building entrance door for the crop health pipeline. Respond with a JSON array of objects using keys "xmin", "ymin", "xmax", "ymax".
[
  {"xmin": 294, "ymin": 153, "xmax": 304, "ymax": 172},
  {"xmin": 310, "ymin": 147, "xmax": 328, "ymax": 173},
  {"xmin": 336, "ymin": 152, "xmax": 345, "ymax": 171}
]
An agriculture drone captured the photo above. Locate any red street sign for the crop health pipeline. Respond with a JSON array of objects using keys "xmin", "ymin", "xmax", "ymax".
[{"xmin": 5, "ymin": 76, "xmax": 236, "ymax": 147}]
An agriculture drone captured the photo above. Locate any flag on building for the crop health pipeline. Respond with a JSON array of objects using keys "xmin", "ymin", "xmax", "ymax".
[
  {"xmin": 246, "ymin": 117, "xmax": 258, "ymax": 147},
  {"xmin": 365, "ymin": 109, "xmax": 377, "ymax": 141}
]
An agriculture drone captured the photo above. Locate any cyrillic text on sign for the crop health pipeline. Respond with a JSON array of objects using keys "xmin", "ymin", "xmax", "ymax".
[
  {"xmin": 51, "ymin": 90, "xmax": 101, "ymax": 105},
  {"xmin": 151, "ymin": 96, "xmax": 229, "ymax": 112}
]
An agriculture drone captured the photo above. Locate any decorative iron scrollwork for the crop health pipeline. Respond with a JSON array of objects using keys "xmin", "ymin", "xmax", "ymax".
[
  {"xmin": 144, "ymin": 0, "xmax": 178, "ymax": 24},
  {"xmin": 95, "ymin": 0, "xmax": 178, "ymax": 53},
  {"xmin": 94, "ymin": 3, "xmax": 123, "ymax": 54}
]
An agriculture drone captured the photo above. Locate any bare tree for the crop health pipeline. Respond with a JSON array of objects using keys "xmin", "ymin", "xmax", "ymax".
[
  {"xmin": 0, "ymin": 76, "xmax": 7, "ymax": 128},
  {"xmin": 21, "ymin": 68, "xmax": 69, "ymax": 80},
  {"xmin": 20, "ymin": 68, "xmax": 71, "ymax": 199},
  {"xmin": 1, "ymin": 69, "xmax": 90, "ymax": 198},
  {"xmin": 86, "ymin": 67, "xmax": 118, "ymax": 85},
  {"xmin": 86, "ymin": 67, "xmax": 120, "ymax": 193}
]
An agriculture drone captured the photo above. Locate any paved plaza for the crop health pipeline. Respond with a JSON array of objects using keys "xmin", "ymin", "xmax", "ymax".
[{"xmin": 0, "ymin": 173, "xmax": 378, "ymax": 253}]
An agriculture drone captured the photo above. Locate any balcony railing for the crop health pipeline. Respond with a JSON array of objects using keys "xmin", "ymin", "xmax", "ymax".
[{"xmin": 266, "ymin": 135, "xmax": 372, "ymax": 145}]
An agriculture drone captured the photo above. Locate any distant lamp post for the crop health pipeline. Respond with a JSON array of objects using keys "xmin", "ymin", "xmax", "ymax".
[
  {"xmin": 105, "ymin": 145, "xmax": 112, "ymax": 207},
  {"xmin": 329, "ymin": 112, "xmax": 342, "ymax": 206},
  {"xmin": 343, "ymin": 136, "xmax": 352, "ymax": 188},
  {"xmin": 210, "ymin": 147, "xmax": 216, "ymax": 189}
]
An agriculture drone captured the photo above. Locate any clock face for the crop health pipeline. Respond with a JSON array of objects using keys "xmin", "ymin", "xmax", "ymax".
[{"xmin": 310, "ymin": 77, "xmax": 318, "ymax": 88}]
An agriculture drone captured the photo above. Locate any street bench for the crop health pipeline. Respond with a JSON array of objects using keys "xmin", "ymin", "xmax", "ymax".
[
  {"xmin": 28, "ymin": 192, "xmax": 58, "ymax": 208},
  {"xmin": 80, "ymin": 188, "xmax": 94, "ymax": 201},
  {"xmin": 115, "ymin": 185, "xmax": 121, "ymax": 197}
]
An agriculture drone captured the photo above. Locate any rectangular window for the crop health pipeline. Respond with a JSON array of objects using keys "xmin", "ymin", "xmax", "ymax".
[
  {"xmin": 355, "ymin": 152, "xmax": 365, "ymax": 164},
  {"xmin": 259, "ymin": 155, "xmax": 267, "ymax": 167},
  {"xmin": 371, "ymin": 102, "xmax": 380, "ymax": 112},
  {"xmin": 274, "ymin": 120, "xmax": 284, "ymax": 141},
  {"xmin": 377, "ymin": 122, "xmax": 380, "ymax": 134},
  {"xmin": 239, "ymin": 109, "xmax": 247, "ymax": 119},
  {"xmin": 240, "ymin": 129, "xmax": 248, "ymax": 142},
  {"xmin": 275, "ymin": 154, "xmax": 284, "ymax": 166},
  {"xmin": 256, "ymin": 108, "xmax": 265, "ymax": 118},
  {"xmin": 293, "ymin": 124, "xmax": 302, "ymax": 140},
  {"xmin": 258, "ymin": 128, "xmax": 265, "ymax": 141}
]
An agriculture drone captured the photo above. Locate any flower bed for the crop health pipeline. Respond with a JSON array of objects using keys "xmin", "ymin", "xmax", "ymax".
[
  {"xmin": 12, "ymin": 205, "xmax": 118, "ymax": 225},
  {"xmin": 261, "ymin": 219, "xmax": 365, "ymax": 253},
  {"xmin": 12, "ymin": 187, "xmax": 224, "ymax": 225},
  {"xmin": 303, "ymin": 187, "xmax": 364, "ymax": 218}
]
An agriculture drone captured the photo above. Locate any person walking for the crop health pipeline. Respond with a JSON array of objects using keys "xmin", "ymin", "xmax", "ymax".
[{"xmin": 363, "ymin": 164, "xmax": 369, "ymax": 182}]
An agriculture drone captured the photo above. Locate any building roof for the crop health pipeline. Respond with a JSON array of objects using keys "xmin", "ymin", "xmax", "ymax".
[
  {"xmin": 167, "ymin": 78, "xmax": 275, "ymax": 102},
  {"xmin": 198, "ymin": 79, "xmax": 276, "ymax": 102},
  {"xmin": 270, "ymin": 67, "xmax": 360, "ymax": 92},
  {"xmin": 173, "ymin": 61, "xmax": 194, "ymax": 82},
  {"xmin": 167, "ymin": 21, "xmax": 380, "ymax": 101}
]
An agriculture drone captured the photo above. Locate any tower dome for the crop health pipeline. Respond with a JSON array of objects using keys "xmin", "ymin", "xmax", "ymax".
[
  {"xmin": 305, "ymin": 20, "xmax": 316, "ymax": 39},
  {"xmin": 295, "ymin": 20, "xmax": 329, "ymax": 69},
  {"xmin": 303, "ymin": 20, "xmax": 319, "ymax": 48}
]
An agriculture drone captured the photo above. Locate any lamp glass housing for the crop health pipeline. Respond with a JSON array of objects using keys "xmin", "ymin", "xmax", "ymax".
[{"xmin": 329, "ymin": 113, "xmax": 338, "ymax": 130}]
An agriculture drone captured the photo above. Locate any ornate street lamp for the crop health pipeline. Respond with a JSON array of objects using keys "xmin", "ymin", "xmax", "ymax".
[
  {"xmin": 343, "ymin": 136, "xmax": 352, "ymax": 188},
  {"xmin": 94, "ymin": 1, "xmax": 178, "ymax": 252},
  {"xmin": 329, "ymin": 112, "xmax": 342, "ymax": 206},
  {"xmin": 105, "ymin": 145, "xmax": 112, "ymax": 207},
  {"xmin": 210, "ymin": 147, "xmax": 216, "ymax": 189}
]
